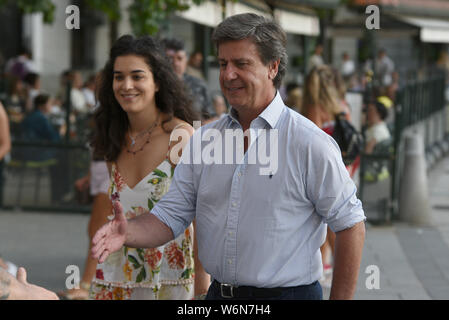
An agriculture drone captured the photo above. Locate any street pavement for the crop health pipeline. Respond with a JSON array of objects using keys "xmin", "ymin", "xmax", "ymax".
[
  {"xmin": 323, "ymin": 154, "xmax": 449, "ymax": 299},
  {"xmin": 1, "ymin": 155, "xmax": 449, "ymax": 299}
]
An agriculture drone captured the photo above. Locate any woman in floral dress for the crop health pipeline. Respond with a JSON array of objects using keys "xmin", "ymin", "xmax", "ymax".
[{"xmin": 89, "ymin": 35, "xmax": 210, "ymax": 300}]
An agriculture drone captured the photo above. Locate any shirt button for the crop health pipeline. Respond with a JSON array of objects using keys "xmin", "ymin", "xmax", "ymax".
[
  {"xmin": 232, "ymin": 202, "xmax": 237, "ymax": 207},
  {"xmin": 228, "ymin": 259, "xmax": 232, "ymax": 265},
  {"xmin": 228, "ymin": 231, "xmax": 233, "ymax": 236},
  {"xmin": 237, "ymin": 172, "xmax": 242, "ymax": 177}
]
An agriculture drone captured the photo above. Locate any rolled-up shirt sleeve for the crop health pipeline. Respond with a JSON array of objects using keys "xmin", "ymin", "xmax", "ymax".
[
  {"xmin": 151, "ymin": 140, "xmax": 197, "ymax": 238},
  {"xmin": 305, "ymin": 132, "xmax": 366, "ymax": 233}
]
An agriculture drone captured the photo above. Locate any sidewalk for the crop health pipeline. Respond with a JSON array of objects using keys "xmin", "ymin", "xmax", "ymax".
[
  {"xmin": 323, "ymin": 154, "xmax": 449, "ymax": 299},
  {"xmin": 0, "ymin": 211, "xmax": 90, "ymax": 292},
  {"xmin": 1, "ymin": 156, "xmax": 449, "ymax": 298}
]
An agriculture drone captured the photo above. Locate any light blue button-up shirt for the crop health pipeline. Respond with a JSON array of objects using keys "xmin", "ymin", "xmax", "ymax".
[{"xmin": 152, "ymin": 91, "xmax": 365, "ymax": 288}]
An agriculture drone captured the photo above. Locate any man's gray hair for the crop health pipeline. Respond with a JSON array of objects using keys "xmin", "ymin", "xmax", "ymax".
[{"xmin": 212, "ymin": 13, "xmax": 288, "ymax": 89}]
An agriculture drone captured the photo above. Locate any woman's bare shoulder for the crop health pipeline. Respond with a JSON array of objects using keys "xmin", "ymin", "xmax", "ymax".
[
  {"xmin": 0, "ymin": 102, "xmax": 7, "ymax": 118},
  {"xmin": 164, "ymin": 117, "xmax": 194, "ymax": 136}
]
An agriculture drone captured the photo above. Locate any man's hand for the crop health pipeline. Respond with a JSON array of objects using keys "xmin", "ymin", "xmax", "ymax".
[
  {"xmin": 15, "ymin": 268, "xmax": 59, "ymax": 300},
  {"xmin": 91, "ymin": 201, "xmax": 128, "ymax": 263}
]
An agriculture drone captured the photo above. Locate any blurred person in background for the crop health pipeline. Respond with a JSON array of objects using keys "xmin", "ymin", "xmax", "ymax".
[
  {"xmin": 22, "ymin": 94, "xmax": 64, "ymax": 143},
  {"xmin": 23, "ymin": 72, "xmax": 41, "ymax": 113},
  {"xmin": 70, "ymin": 71, "xmax": 91, "ymax": 141},
  {"xmin": 332, "ymin": 68, "xmax": 352, "ymax": 122},
  {"xmin": 363, "ymin": 98, "xmax": 391, "ymax": 155},
  {"xmin": 212, "ymin": 93, "xmax": 227, "ymax": 118},
  {"xmin": 362, "ymin": 97, "xmax": 391, "ymax": 182},
  {"xmin": 0, "ymin": 51, "xmax": 4, "ymax": 71},
  {"xmin": 4, "ymin": 48, "xmax": 36, "ymax": 81},
  {"xmin": 340, "ymin": 52, "xmax": 355, "ymax": 82},
  {"xmin": 71, "ymin": 71, "xmax": 88, "ymax": 115},
  {"xmin": 162, "ymin": 38, "xmax": 215, "ymax": 120},
  {"xmin": 5, "ymin": 76, "xmax": 27, "ymax": 113},
  {"xmin": 56, "ymin": 70, "xmax": 73, "ymax": 105},
  {"xmin": 375, "ymin": 48, "xmax": 395, "ymax": 87},
  {"xmin": 302, "ymin": 65, "xmax": 349, "ymax": 130},
  {"xmin": 0, "ymin": 101, "xmax": 10, "ymax": 191},
  {"xmin": 82, "ymin": 73, "xmax": 98, "ymax": 111},
  {"xmin": 21, "ymin": 94, "xmax": 67, "ymax": 203},
  {"xmin": 436, "ymin": 50, "xmax": 449, "ymax": 84},
  {"xmin": 302, "ymin": 65, "xmax": 351, "ymax": 288},
  {"xmin": 386, "ymin": 71, "xmax": 400, "ymax": 105},
  {"xmin": 308, "ymin": 43, "xmax": 324, "ymax": 72},
  {"xmin": 0, "ymin": 101, "xmax": 16, "ymax": 277},
  {"xmin": 186, "ymin": 51, "xmax": 205, "ymax": 80},
  {"xmin": 284, "ymin": 82, "xmax": 302, "ymax": 113},
  {"xmin": 0, "ymin": 101, "xmax": 10, "ymax": 161}
]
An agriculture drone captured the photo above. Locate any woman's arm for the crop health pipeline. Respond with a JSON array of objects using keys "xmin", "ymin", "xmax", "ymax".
[{"xmin": 0, "ymin": 103, "xmax": 11, "ymax": 160}]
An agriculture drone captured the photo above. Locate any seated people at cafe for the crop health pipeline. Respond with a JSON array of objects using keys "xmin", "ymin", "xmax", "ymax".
[
  {"xmin": 364, "ymin": 99, "xmax": 391, "ymax": 154},
  {"xmin": 21, "ymin": 94, "xmax": 63, "ymax": 153},
  {"xmin": 21, "ymin": 94, "xmax": 67, "ymax": 202},
  {"xmin": 23, "ymin": 72, "xmax": 41, "ymax": 113},
  {"xmin": 363, "ymin": 99, "xmax": 391, "ymax": 182},
  {"xmin": 5, "ymin": 76, "xmax": 27, "ymax": 113}
]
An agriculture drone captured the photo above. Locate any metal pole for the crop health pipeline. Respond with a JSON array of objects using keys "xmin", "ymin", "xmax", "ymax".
[
  {"xmin": 390, "ymin": 89, "xmax": 404, "ymax": 219},
  {"xmin": 203, "ymin": 26, "xmax": 210, "ymax": 81},
  {"xmin": 64, "ymin": 81, "xmax": 72, "ymax": 143},
  {"xmin": 303, "ymin": 36, "xmax": 310, "ymax": 76}
]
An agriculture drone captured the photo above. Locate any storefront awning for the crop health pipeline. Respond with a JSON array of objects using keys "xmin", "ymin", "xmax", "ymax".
[
  {"xmin": 274, "ymin": 8, "xmax": 320, "ymax": 36},
  {"xmin": 176, "ymin": 0, "xmax": 320, "ymax": 36},
  {"xmin": 392, "ymin": 14, "xmax": 449, "ymax": 43},
  {"xmin": 176, "ymin": 0, "xmax": 222, "ymax": 27},
  {"xmin": 225, "ymin": 2, "xmax": 272, "ymax": 19}
]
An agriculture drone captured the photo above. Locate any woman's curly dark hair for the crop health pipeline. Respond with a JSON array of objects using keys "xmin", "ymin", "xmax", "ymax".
[{"xmin": 91, "ymin": 35, "xmax": 199, "ymax": 161}]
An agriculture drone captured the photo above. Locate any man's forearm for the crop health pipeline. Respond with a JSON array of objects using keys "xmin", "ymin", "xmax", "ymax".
[
  {"xmin": 329, "ymin": 221, "xmax": 365, "ymax": 300},
  {"xmin": 193, "ymin": 220, "xmax": 211, "ymax": 296},
  {"xmin": 125, "ymin": 213, "xmax": 175, "ymax": 249}
]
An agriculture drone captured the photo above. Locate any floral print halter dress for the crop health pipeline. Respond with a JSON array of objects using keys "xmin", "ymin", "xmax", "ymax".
[{"xmin": 90, "ymin": 159, "xmax": 194, "ymax": 300}]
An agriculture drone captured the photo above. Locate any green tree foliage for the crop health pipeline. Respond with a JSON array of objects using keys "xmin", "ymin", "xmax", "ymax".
[
  {"xmin": 0, "ymin": 0, "xmax": 207, "ymax": 35},
  {"xmin": 85, "ymin": 0, "xmax": 207, "ymax": 37},
  {"xmin": 0, "ymin": 0, "xmax": 55, "ymax": 23},
  {"xmin": 85, "ymin": 0, "xmax": 121, "ymax": 22},
  {"xmin": 128, "ymin": 0, "xmax": 206, "ymax": 36}
]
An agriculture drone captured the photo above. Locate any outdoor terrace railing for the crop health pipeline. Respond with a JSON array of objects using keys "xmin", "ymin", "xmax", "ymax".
[{"xmin": 359, "ymin": 75, "xmax": 448, "ymax": 224}]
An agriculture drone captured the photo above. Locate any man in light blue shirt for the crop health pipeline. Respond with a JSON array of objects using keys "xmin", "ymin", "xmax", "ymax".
[{"xmin": 92, "ymin": 13, "xmax": 365, "ymax": 300}]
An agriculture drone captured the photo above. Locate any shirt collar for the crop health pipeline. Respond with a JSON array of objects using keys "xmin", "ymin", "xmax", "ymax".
[{"xmin": 227, "ymin": 91, "xmax": 285, "ymax": 129}]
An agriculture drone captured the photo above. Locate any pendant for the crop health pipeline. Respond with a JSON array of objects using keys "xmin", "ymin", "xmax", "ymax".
[{"xmin": 131, "ymin": 139, "xmax": 135, "ymax": 146}]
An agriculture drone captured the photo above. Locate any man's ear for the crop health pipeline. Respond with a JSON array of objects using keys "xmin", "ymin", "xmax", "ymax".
[{"xmin": 268, "ymin": 59, "xmax": 280, "ymax": 80}]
